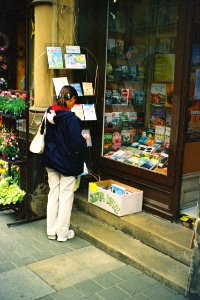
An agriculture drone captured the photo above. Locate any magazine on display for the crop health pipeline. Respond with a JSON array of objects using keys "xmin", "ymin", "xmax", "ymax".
[
  {"xmin": 164, "ymin": 126, "xmax": 171, "ymax": 148},
  {"xmin": 112, "ymin": 89, "xmax": 121, "ymax": 104},
  {"xmin": 70, "ymin": 83, "xmax": 83, "ymax": 97},
  {"xmin": 154, "ymin": 125, "xmax": 165, "ymax": 142},
  {"xmin": 53, "ymin": 77, "xmax": 69, "ymax": 98},
  {"xmin": 64, "ymin": 54, "xmax": 87, "ymax": 69},
  {"xmin": 105, "ymin": 89, "xmax": 113, "ymax": 105},
  {"xmin": 71, "ymin": 104, "xmax": 84, "ymax": 120},
  {"xmin": 82, "ymin": 82, "xmax": 94, "ymax": 96},
  {"xmin": 46, "ymin": 46, "xmax": 64, "ymax": 69},
  {"xmin": 150, "ymin": 83, "xmax": 166, "ymax": 106},
  {"xmin": 82, "ymin": 104, "xmax": 97, "ymax": 121},
  {"xmin": 121, "ymin": 88, "xmax": 129, "ymax": 105},
  {"xmin": 104, "ymin": 132, "xmax": 113, "ymax": 149},
  {"xmin": 66, "ymin": 45, "xmax": 81, "ymax": 54},
  {"xmin": 121, "ymin": 129, "xmax": 132, "ymax": 146},
  {"xmin": 104, "ymin": 112, "xmax": 113, "ymax": 128}
]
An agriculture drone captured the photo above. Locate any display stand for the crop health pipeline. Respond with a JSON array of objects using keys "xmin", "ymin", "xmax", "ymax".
[
  {"xmin": 0, "ymin": 91, "xmax": 46, "ymax": 227},
  {"xmin": 46, "ymin": 44, "xmax": 99, "ymax": 188}
]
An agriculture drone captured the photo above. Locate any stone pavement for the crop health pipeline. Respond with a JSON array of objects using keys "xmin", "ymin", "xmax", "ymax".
[{"xmin": 0, "ymin": 209, "xmax": 188, "ymax": 300}]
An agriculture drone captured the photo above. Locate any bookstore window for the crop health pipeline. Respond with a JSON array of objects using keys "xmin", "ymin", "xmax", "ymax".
[{"xmin": 102, "ymin": 0, "xmax": 179, "ymax": 175}]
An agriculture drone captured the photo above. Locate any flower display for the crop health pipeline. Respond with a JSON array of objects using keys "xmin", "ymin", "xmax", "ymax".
[
  {"xmin": 0, "ymin": 127, "xmax": 19, "ymax": 160},
  {"xmin": 0, "ymin": 90, "xmax": 27, "ymax": 116}
]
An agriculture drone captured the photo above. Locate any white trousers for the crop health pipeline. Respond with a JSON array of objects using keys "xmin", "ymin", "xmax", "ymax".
[{"xmin": 46, "ymin": 168, "xmax": 76, "ymax": 238}]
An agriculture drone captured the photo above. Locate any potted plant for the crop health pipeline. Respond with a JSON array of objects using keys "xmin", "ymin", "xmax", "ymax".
[
  {"xmin": 0, "ymin": 90, "xmax": 27, "ymax": 116},
  {"xmin": 0, "ymin": 176, "xmax": 25, "ymax": 206}
]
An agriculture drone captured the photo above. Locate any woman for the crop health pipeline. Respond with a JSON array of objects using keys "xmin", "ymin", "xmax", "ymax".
[{"xmin": 42, "ymin": 85, "xmax": 87, "ymax": 242}]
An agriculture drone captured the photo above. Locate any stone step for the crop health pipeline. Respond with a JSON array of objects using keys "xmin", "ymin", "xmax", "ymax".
[
  {"xmin": 71, "ymin": 209, "xmax": 190, "ymax": 294},
  {"xmin": 74, "ymin": 191, "xmax": 193, "ymax": 267}
]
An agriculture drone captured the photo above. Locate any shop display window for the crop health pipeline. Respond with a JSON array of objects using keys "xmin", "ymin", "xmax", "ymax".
[{"xmin": 102, "ymin": 0, "xmax": 179, "ymax": 175}]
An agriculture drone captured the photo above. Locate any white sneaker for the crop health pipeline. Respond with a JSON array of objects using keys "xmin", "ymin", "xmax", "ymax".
[
  {"xmin": 57, "ymin": 230, "xmax": 75, "ymax": 242},
  {"xmin": 48, "ymin": 235, "xmax": 56, "ymax": 240}
]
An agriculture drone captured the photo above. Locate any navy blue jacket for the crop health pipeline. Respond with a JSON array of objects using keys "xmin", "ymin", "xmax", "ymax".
[{"xmin": 41, "ymin": 107, "xmax": 87, "ymax": 176}]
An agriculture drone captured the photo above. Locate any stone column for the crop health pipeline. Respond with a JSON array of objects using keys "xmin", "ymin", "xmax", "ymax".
[
  {"xmin": 31, "ymin": 0, "xmax": 54, "ymax": 112},
  {"xmin": 30, "ymin": 0, "xmax": 75, "ymax": 123}
]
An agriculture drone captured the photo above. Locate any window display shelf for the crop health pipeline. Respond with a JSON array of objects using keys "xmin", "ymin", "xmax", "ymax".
[{"xmin": 102, "ymin": 0, "xmax": 179, "ymax": 176}]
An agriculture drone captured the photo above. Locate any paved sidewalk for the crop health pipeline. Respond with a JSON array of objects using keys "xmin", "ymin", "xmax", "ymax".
[{"xmin": 0, "ymin": 209, "xmax": 188, "ymax": 300}]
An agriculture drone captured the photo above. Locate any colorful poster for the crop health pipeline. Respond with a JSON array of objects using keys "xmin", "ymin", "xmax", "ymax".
[{"xmin": 154, "ymin": 54, "xmax": 175, "ymax": 81}]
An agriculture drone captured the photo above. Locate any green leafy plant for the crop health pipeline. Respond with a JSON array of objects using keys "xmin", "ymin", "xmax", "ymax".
[
  {"xmin": 4, "ymin": 165, "xmax": 20, "ymax": 184},
  {"xmin": 0, "ymin": 176, "xmax": 25, "ymax": 205},
  {"xmin": 0, "ymin": 90, "xmax": 27, "ymax": 116}
]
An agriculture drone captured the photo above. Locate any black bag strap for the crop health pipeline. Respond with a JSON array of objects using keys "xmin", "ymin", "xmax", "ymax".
[{"xmin": 40, "ymin": 111, "xmax": 47, "ymax": 135}]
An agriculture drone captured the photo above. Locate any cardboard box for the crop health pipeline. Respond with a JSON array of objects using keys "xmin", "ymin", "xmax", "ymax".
[{"xmin": 88, "ymin": 179, "xmax": 143, "ymax": 216}]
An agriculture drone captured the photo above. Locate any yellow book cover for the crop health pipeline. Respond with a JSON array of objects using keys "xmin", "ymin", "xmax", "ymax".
[{"xmin": 154, "ymin": 54, "xmax": 175, "ymax": 81}]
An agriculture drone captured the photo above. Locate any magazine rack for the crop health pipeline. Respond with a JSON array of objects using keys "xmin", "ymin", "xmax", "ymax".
[{"xmin": 46, "ymin": 44, "xmax": 98, "ymax": 182}]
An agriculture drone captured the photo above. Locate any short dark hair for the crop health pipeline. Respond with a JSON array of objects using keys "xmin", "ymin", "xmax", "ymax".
[{"xmin": 57, "ymin": 85, "xmax": 78, "ymax": 107}]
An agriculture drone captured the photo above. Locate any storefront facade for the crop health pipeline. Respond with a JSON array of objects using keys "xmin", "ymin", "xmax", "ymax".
[{"xmin": 77, "ymin": 0, "xmax": 200, "ymax": 221}]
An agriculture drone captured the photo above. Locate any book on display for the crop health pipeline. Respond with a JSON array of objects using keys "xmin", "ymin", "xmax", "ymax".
[
  {"xmin": 64, "ymin": 54, "xmax": 86, "ymax": 69},
  {"xmin": 47, "ymin": 46, "xmax": 63, "ymax": 69},
  {"xmin": 53, "ymin": 77, "xmax": 69, "ymax": 97}
]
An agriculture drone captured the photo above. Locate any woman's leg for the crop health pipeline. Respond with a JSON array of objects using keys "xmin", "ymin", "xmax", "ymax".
[
  {"xmin": 46, "ymin": 168, "xmax": 60, "ymax": 236},
  {"xmin": 56, "ymin": 175, "xmax": 76, "ymax": 239}
]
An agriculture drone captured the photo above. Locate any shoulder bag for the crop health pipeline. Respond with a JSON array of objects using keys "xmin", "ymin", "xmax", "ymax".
[{"xmin": 29, "ymin": 111, "xmax": 47, "ymax": 154}]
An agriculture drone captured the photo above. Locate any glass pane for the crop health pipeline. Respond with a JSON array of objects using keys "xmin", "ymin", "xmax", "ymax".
[
  {"xmin": 186, "ymin": 1, "xmax": 200, "ymax": 143},
  {"xmin": 102, "ymin": 0, "xmax": 179, "ymax": 175}
]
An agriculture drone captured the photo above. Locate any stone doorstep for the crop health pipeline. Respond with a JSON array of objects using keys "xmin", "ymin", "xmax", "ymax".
[
  {"xmin": 70, "ymin": 209, "xmax": 190, "ymax": 295},
  {"xmin": 74, "ymin": 191, "xmax": 193, "ymax": 267}
]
